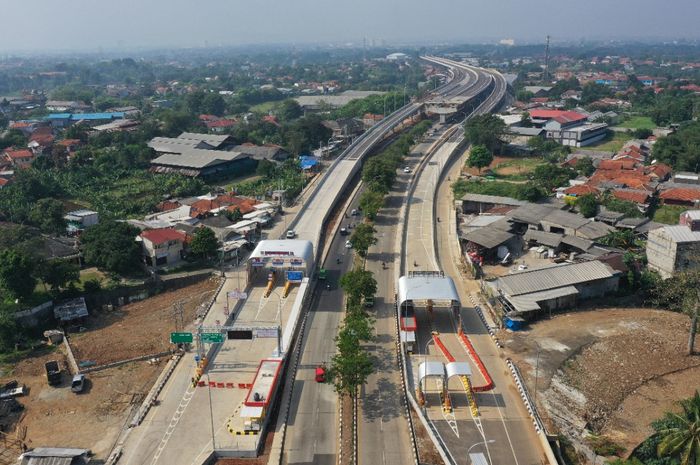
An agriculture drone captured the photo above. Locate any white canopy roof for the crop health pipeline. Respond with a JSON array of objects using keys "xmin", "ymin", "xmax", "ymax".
[
  {"xmin": 418, "ymin": 361, "xmax": 445, "ymax": 382},
  {"xmin": 446, "ymin": 361, "xmax": 472, "ymax": 379},
  {"xmin": 249, "ymin": 239, "xmax": 314, "ymax": 263},
  {"xmin": 397, "ymin": 275, "xmax": 460, "ymax": 308}
]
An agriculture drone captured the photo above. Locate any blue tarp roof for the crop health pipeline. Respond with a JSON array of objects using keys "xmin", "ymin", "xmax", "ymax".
[
  {"xmin": 299, "ymin": 156, "xmax": 319, "ymax": 170},
  {"xmin": 46, "ymin": 112, "xmax": 125, "ymax": 121}
]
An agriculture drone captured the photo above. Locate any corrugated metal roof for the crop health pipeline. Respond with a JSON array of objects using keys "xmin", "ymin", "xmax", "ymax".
[
  {"xmin": 151, "ymin": 150, "xmax": 242, "ymax": 169},
  {"xmin": 462, "ymin": 227, "xmax": 515, "ymax": 249},
  {"xmin": 461, "ymin": 193, "xmax": 527, "ymax": 206},
  {"xmin": 660, "ymin": 225, "xmax": 700, "ymax": 243},
  {"xmin": 523, "ymin": 229, "xmax": 563, "ymax": 248},
  {"xmin": 496, "ymin": 261, "xmax": 617, "ymax": 296},
  {"xmin": 178, "ymin": 132, "xmax": 231, "ymax": 147},
  {"xmin": 561, "ymin": 235, "xmax": 593, "ymax": 251},
  {"xmin": 508, "ymin": 286, "xmax": 579, "ymax": 312},
  {"xmin": 576, "ymin": 221, "xmax": 615, "ymax": 240},
  {"xmin": 683, "ymin": 210, "xmax": 700, "ymax": 220},
  {"xmin": 542, "ymin": 209, "xmax": 590, "ymax": 229},
  {"xmin": 508, "ymin": 204, "xmax": 555, "ymax": 225}
]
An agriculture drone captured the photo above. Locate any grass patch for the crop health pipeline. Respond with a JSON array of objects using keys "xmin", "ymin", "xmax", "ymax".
[
  {"xmin": 212, "ymin": 173, "xmax": 263, "ymax": 190},
  {"xmin": 452, "ymin": 179, "xmax": 542, "ymax": 201},
  {"xmin": 585, "ymin": 435, "xmax": 625, "ymax": 456},
  {"xmin": 491, "ymin": 157, "xmax": 544, "ymax": 181},
  {"xmin": 249, "ymin": 101, "xmax": 281, "ymax": 115},
  {"xmin": 0, "ymin": 344, "xmax": 58, "ymax": 372},
  {"xmin": 618, "ymin": 116, "xmax": 656, "ymax": 130},
  {"xmin": 583, "ymin": 131, "xmax": 634, "ymax": 152},
  {"xmin": 653, "ymin": 204, "xmax": 686, "ymax": 224}
]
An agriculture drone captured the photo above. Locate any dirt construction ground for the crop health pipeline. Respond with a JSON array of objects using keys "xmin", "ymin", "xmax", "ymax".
[
  {"xmin": 501, "ymin": 307, "xmax": 700, "ymax": 456},
  {"xmin": 0, "ymin": 278, "xmax": 220, "ymax": 459}
]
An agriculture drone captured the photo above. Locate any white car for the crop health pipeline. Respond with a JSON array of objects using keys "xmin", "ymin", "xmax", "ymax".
[
  {"xmin": 286, "ymin": 230, "xmax": 296, "ymax": 239},
  {"xmin": 403, "ymin": 167, "xmax": 411, "ymax": 173},
  {"xmin": 345, "ymin": 240, "xmax": 353, "ymax": 249}
]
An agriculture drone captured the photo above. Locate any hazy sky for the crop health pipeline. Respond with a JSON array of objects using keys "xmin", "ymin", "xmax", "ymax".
[{"xmin": 1, "ymin": 0, "xmax": 698, "ymax": 52}]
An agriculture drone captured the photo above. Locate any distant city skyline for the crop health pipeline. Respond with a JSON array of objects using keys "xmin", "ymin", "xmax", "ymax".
[{"xmin": 1, "ymin": 0, "xmax": 699, "ymax": 53}]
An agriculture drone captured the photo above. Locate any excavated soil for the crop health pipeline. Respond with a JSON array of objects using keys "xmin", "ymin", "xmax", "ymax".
[{"xmin": 501, "ymin": 308, "xmax": 700, "ymax": 455}]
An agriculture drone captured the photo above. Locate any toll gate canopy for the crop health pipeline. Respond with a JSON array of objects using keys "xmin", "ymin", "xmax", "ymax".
[
  {"xmin": 248, "ymin": 240, "xmax": 314, "ymax": 276},
  {"xmin": 397, "ymin": 272, "xmax": 461, "ymax": 309}
]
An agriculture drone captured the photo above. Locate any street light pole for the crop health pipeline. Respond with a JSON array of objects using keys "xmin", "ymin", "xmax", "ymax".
[{"xmin": 467, "ymin": 439, "xmax": 496, "ymax": 455}]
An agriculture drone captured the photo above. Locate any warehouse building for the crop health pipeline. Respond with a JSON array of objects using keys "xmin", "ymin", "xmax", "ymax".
[{"xmin": 487, "ymin": 260, "xmax": 620, "ymax": 321}]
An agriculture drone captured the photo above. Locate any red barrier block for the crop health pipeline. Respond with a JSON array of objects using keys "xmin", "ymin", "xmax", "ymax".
[
  {"xmin": 209, "ymin": 381, "xmax": 216, "ymax": 388},
  {"xmin": 217, "ymin": 382, "xmax": 225, "ymax": 388},
  {"xmin": 226, "ymin": 382, "xmax": 234, "ymax": 388}
]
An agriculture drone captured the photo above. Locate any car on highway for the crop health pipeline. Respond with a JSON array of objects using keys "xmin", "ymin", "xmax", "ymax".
[
  {"xmin": 345, "ymin": 240, "xmax": 352, "ymax": 249},
  {"xmin": 315, "ymin": 365, "xmax": 326, "ymax": 383},
  {"xmin": 350, "ymin": 209, "xmax": 358, "ymax": 216},
  {"xmin": 340, "ymin": 227, "xmax": 348, "ymax": 236},
  {"xmin": 403, "ymin": 166, "xmax": 411, "ymax": 173},
  {"xmin": 71, "ymin": 374, "xmax": 85, "ymax": 393},
  {"xmin": 285, "ymin": 229, "xmax": 296, "ymax": 239}
]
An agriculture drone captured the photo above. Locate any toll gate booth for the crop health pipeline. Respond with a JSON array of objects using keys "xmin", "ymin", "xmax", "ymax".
[
  {"xmin": 240, "ymin": 358, "xmax": 283, "ymax": 433},
  {"xmin": 248, "ymin": 240, "xmax": 314, "ymax": 297}
]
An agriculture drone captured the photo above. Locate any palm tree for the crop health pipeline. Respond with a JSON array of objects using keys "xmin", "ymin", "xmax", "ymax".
[{"xmin": 656, "ymin": 390, "xmax": 700, "ymax": 465}]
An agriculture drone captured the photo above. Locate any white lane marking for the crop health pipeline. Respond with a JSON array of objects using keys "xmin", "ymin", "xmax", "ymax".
[
  {"xmin": 489, "ymin": 389, "xmax": 520, "ymax": 465},
  {"xmin": 150, "ymin": 384, "xmax": 196, "ymax": 465}
]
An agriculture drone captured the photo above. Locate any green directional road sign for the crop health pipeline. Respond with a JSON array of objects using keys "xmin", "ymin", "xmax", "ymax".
[
  {"xmin": 201, "ymin": 332, "xmax": 225, "ymax": 343},
  {"xmin": 170, "ymin": 332, "xmax": 193, "ymax": 344}
]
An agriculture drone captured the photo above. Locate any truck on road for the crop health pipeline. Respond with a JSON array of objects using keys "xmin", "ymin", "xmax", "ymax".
[{"xmin": 45, "ymin": 360, "xmax": 62, "ymax": 386}]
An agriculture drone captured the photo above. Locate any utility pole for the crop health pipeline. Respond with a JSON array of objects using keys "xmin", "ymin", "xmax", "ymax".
[
  {"xmin": 543, "ymin": 35, "xmax": 551, "ymax": 84},
  {"xmin": 172, "ymin": 300, "xmax": 185, "ymax": 332}
]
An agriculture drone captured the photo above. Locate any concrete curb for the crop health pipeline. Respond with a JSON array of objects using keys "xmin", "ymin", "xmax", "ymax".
[
  {"xmin": 338, "ymin": 394, "xmax": 343, "ymax": 465},
  {"xmin": 505, "ymin": 359, "xmax": 560, "ymax": 465}
]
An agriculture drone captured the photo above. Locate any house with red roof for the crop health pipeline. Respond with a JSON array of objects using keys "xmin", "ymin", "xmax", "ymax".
[
  {"xmin": 659, "ymin": 188, "xmax": 700, "ymax": 207},
  {"xmin": 139, "ymin": 228, "xmax": 187, "ymax": 268},
  {"xmin": 3, "ymin": 148, "xmax": 36, "ymax": 169},
  {"xmin": 206, "ymin": 118, "xmax": 237, "ymax": 133},
  {"xmin": 564, "ymin": 184, "xmax": 599, "ymax": 197},
  {"xmin": 612, "ymin": 189, "xmax": 652, "ymax": 211},
  {"xmin": 528, "ymin": 109, "xmax": 609, "ymax": 147}
]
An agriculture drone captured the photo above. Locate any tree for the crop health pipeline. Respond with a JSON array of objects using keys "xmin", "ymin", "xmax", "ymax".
[
  {"xmin": 599, "ymin": 230, "xmax": 637, "ymax": 249},
  {"xmin": 350, "ymin": 223, "xmax": 377, "ymax": 258},
  {"xmin": 532, "ymin": 164, "xmax": 576, "ymax": 192},
  {"xmin": 464, "ymin": 114, "xmax": 508, "ymax": 153},
  {"xmin": 201, "ymin": 93, "xmax": 226, "ymax": 116},
  {"xmin": 0, "ymin": 302, "xmax": 19, "ymax": 352},
  {"xmin": 39, "ymin": 260, "xmax": 80, "ymax": 292},
  {"xmin": 0, "ymin": 249, "xmax": 37, "ymax": 302},
  {"xmin": 358, "ymin": 190, "xmax": 385, "ymax": 221},
  {"xmin": 577, "ymin": 194, "xmax": 598, "ymax": 218},
  {"xmin": 28, "ymin": 198, "xmax": 66, "ymax": 236},
  {"xmin": 647, "ymin": 271, "xmax": 700, "ymax": 355},
  {"xmin": 656, "ymin": 391, "xmax": 700, "ymax": 465},
  {"xmin": 520, "ymin": 112, "xmax": 533, "ymax": 127},
  {"xmin": 634, "ymin": 128, "xmax": 654, "ymax": 139},
  {"xmin": 256, "ymin": 159, "xmax": 276, "ymax": 178},
  {"xmin": 278, "ymin": 99, "xmax": 303, "ymax": 121},
  {"xmin": 575, "ymin": 157, "xmax": 596, "ymax": 177},
  {"xmin": 340, "ymin": 269, "xmax": 377, "ymax": 307},
  {"xmin": 467, "ymin": 145, "xmax": 493, "ymax": 174},
  {"xmin": 80, "ymin": 221, "xmax": 142, "ymax": 275},
  {"xmin": 327, "ymin": 328, "xmax": 375, "ymax": 398},
  {"xmin": 224, "ymin": 207, "xmax": 243, "ymax": 223},
  {"xmin": 189, "ymin": 227, "xmax": 219, "ymax": 259}
]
